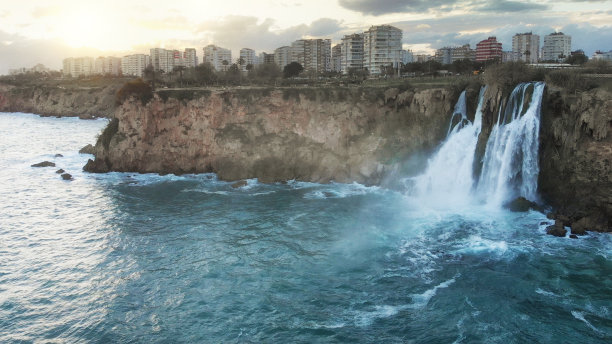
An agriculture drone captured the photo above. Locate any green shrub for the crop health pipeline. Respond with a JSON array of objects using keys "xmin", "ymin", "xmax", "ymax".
[
  {"xmin": 98, "ymin": 118, "xmax": 119, "ymax": 150},
  {"xmin": 115, "ymin": 78, "xmax": 153, "ymax": 105}
]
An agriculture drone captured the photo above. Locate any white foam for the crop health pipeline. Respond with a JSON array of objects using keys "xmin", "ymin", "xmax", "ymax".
[
  {"xmin": 571, "ymin": 310, "xmax": 603, "ymax": 334},
  {"xmin": 354, "ymin": 304, "xmax": 407, "ymax": 327},
  {"xmin": 409, "ymin": 276, "xmax": 458, "ymax": 309},
  {"xmin": 535, "ymin": 288, "xmax": 558, "ymax": 297},
  {"xmin": 456, "ymin": 236, "xmax": 508, "ymax": 255}
]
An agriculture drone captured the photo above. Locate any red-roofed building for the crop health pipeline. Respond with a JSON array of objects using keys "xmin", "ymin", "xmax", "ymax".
[{"xmin": 476, "ymin": 37, "xmax": 502, "ymax": 62}]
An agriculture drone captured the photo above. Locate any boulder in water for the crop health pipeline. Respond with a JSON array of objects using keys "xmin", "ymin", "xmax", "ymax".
[
  {"xmin": 546, "ymin": 220, "xmax": 567, "ymax": 237},
  {"xmin": 79, "ymin": 144, "xmax": 95, "ymax": 155},
  {"xmin": 31, "ymin": 161, "xmax": 55, "ymax": 167},
  {"xmin": 231, "ymin": 180, "xmax": 247, "ymax": 188},
  {"xmin": 571, "ymin": 214, "xmax": 607, "ymax": 234},
  {"xmin": 61, "ymin": 173, "xmax": 73, "ymax": 180},
  {"xmin": 504, "ymin": 197, "xmax": 542, "ymax": 212},
  {"xmin": 55, "ymin": 169, "xmax": 65, "ymax": 174},
  {"xmin": 54, "ymin": 154, "xmax": 63, "ymax": 158}
]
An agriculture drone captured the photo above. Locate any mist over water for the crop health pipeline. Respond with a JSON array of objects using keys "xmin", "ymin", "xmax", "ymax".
[{"xmin": 0, "ymin": 112, "xmax": 611, "ymax": 343}]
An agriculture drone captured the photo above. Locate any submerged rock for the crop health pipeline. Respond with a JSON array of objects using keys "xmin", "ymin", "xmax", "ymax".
[
  {"xmin": 571, "ymin": 214, "xmax": 608, "ymax": 234},
  {"xmin": 231, "ymin": 180, "xmax": 247, "ymax": 188},
  {"xmin": 31, "ymin": 161, "xmax": 55, "ymax": 167},
  {"xmin": 54, "ymin": 154, "xmax": 63, "ymax": 158},
  {"xmin": 504, "ymin": 197, "xmax": 542, "ymax": 212},
  {"xmin": 55, "ymin": 169, "xmax": 65, "ymax": 174},
  {"xmin": 61, "ymin": 173, "xmax": 73, "ymax": 180},
  {"xmin": 79, "ymin": 144, "xmax": 95, "ymax": 155}
]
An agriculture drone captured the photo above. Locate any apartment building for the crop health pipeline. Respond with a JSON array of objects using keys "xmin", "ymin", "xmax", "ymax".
[
  {"xmin": 95, "ymin": 56, "xmax": 122, "ymax": 75},
  {"xmin": 542, "ymin": 32, "xmax": 571, "ymax": 62},
  {"xmin": 62, "ymin": 57, "xmax": 95, "ymax": 77},
  {"xmin": 512, "ymin": 32, "xmax": 540, "ymax": 63},
  {"xmin": 401, "ymin": 50, "xmax": 414, "ymax": 64},
  {"xmin": 363, "ymin": 25, "xmax": 402, "ymax": 75},
  {"xmin": 475, "ymin": 36, "xmax": 502, "ymax": 62},
  {"xmin": 121, "ymin": 54, "xmax": 150, "ymax": 77},
  {"xmin": 203, "ymin": 45, "xmax": 232, "ymax": 71},
  {"xmin": 340, "ymin": 33, "xmax": 364, "ymax": 74},
  {"xmin": 331, "ymin": 44, "xmax": 342, "ymax": 73},
  {"xmin": 239, "ymin": 48, "xmax": 256, "ymax": 71},
  {"xmin": 274, "ymin": 46, "xmax": 291, "ymax": 69},
  {"xmin": 259, "ymin": 52, "xmax": 275, "ymax": 65},
  {"xmin": 289, "ymin": 39, "xmax": 331, "ymax": 73},
  {"xmin": 183, "ymin": 48, "xmax": 198, "ymax": 68}
]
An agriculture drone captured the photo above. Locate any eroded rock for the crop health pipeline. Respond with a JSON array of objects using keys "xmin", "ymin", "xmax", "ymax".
[{"xmin": 31, "ymin": 161, "xmax": 55, "ymax": 167}]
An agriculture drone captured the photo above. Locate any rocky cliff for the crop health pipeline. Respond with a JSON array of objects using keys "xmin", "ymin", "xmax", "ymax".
[
  {"xmin": 84, "ymin": 87, "xmax": 455, "ymax": 184},
  {"xmin": 539, "ymin": 87, "xmax": 612, "ymax": 232},
  {"xmin": 0, "ymin": 83, "xmax": 119, "ymax": 118}
]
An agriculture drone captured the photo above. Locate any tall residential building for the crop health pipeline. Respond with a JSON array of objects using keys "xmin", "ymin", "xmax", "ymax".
[
  {"xmin": 121, "ymin": 54, "xmax": 150, "ymax": 77},
  {"xmin": 542, "ymin": 32, "xmax": 571, "ymax": 62},
  {"xmin": 259, "ymin": 52, "xmax": 275, "ymax": 65},
  {"xmin": 274, "ymin": 46, "xmax": 291, "ymax": 69},
  {"xmin": 363, "ymin": 25, "xmax": 403, "ymax": 75},
  {"xmin": 331, "ymin": 44, "xmax": 342, "ymax": 72},
  {"xmin": 239, "ymin": 48, "xmax": 256, "ymax": 71},
  {"xmin": 290, "ymin": 39, "xmax": 332, "ymax": 73},
  {"xmin": 183, "ymin": 48, "xmax": 198, "ymax": 68},
  {"xmin": 203, "ymin": 45, "xmax": 232, "ymax": 71},
  {"xmin": 435, "ymin": 47, "xmax": 453, "ymax": 65},
  {"xmin": 476, "ymin": 36, "xmax": 502, "ymax": 62},
  {"xmin": 150, "ymin": 48, "xmax": 177, "ymax": 73},
  {"xmin": 62, "ymin": 57, "xmax": 95, "ymax": 77},
  {"xmin": 9, "ymin": 64, "xmax": 51, "ymax": 75},
  {"xmin": 340, "ymin": 33, "xmax": 364, "ymax": 74},
  {"xmin": 401, "ymin": 50, "xmax": 414, "ymax": 64},
  {"xmin": 95, "ymin": 56, "xmax": 122, "ymax": 75},
  {"xmin": 512, "ymin": 32, "xmax": 540, "ymax": 63}
]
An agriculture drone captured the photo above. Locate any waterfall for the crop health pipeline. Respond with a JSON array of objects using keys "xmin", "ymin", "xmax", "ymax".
[
  {"xmin": 412, "ymin": 82, "xmax": 545, "ymax": 208},
  {"xmin": 476, "ymin": 82, "xmax": 545, "ymax": 206},
  {"xmin": 412, "ymin": 87, "xmax": 486, "ymax": 205}
]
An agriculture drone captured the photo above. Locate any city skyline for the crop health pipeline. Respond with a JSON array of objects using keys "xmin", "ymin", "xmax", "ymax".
[{"xmin": 1, "ymin": 0, "xmax": 611, "ymax": 74}]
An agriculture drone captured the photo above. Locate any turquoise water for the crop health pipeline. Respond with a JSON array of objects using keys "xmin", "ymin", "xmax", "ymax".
[{"xmin": 0, "ymin": 112, "xmax": 611, "ymax": 343}]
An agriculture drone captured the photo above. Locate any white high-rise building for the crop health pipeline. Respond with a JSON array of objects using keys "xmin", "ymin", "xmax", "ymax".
[
  {"xmin": 62, "ymin": 57, "xmax": 95, "ymax": 77},
  {"xmin": 121, "ymin": 54, "xmax": 150, "ymax": 77},
  {"xmin": 363, "ymin": 25, "xmax": 403, "ymax": 75},
  {"xmin": 239, "ymin": 48, "xmax": 256, "ymax": 71},
  {"xmin": 150, "ymin": 48, "xmax": 178, "ymax": 73},
  {"xmin": 95, "ymin": 56, "xmax": 122, "ymax": 75},
  {"xmin": 542, "ymin": 32, "xmax": 571, "ymax": 62},
  {"xmin": 332, "ymin": 44, "xmax": 342, "ymax": 73},
  {"xmin": 274, "ymin": 46, "xmax": 291, "ymax": 69},
  {"xmin": 183, "ymin": 48, "xmax": 198, "ymax": 68},
  {"xmin": 512, "ymin": 32, "xmax": 540, "ymax": 63},
  {"xmin": 290, "ymin": 39, "xmax": 331, "ymax": 73},
  {"xmin": 401, "ymin": 50, "xmax": 414, "ymax": 64},
  {"xmin": 203, "ymin": 45, "xmax": 232, "ymax": 71},
  {"xmin": 340, "ymin": 33, "xmax": 364, "ymax": 74}
]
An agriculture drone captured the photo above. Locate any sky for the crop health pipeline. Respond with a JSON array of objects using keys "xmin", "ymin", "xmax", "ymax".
[{"xmin": 0, "ymin": 0, "xmax": 611, "ymax": 74}]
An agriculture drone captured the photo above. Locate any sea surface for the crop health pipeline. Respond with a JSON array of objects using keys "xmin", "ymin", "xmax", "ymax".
[{"xmin": 0, "ymin": 112, "xmax": 610, "ymax": 343}]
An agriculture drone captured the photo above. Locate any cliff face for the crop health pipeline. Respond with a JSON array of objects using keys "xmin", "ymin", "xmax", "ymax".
[
  {"xmin": 0, "ymin": 83, "xmax": 118, "ymax": 118},
  {"xmin": 539, "ymin": 87, "xmax": 612, "ymax": 231},
  {"xmin": 84, "ymin": 87, "xmax": 454, "ymax": 184}
]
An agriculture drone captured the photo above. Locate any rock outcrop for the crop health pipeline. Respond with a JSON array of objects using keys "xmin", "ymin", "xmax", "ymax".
[
  {"xmin": 539, "ymin": 87, "xmax": 612, "ymax": 232},
  {"xmin": 84, "ymin": 87, "xmax": 455, "ymax": 185},
  {"xmin": 0, "ymin": 82, "xmax": 119, "ymax": 118}
]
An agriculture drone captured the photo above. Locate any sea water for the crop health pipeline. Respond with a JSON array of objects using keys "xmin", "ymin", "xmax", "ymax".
[{"xmin": 0, "ymin": 112, "xmax": 610, "ymax": 343}]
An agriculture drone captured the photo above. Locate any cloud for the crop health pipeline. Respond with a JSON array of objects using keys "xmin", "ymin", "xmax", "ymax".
[
  {"xmin": 338, "ymin": 0, "xmax": 459, "ymax": 15},
  {"xmin": 31, "ymin": 6, "xmax": 61, "ymax": 18},
  {"xmin": 197, "ymin": 16, "xmax": 347, "ymax": 52},
  {"xmin": 477, "ymin": 1, "xmax": 550, "ymax": 12}
]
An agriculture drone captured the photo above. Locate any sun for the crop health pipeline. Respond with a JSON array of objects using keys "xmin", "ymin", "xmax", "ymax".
[{"xmin": 56, "ymin": 9, "xmax": 123, "ymax": 50}]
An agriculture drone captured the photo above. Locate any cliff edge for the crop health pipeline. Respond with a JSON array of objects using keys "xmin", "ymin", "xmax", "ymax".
[{"xmin": 84, "ymin": 87, "xmax": 455, "ymax": 185}]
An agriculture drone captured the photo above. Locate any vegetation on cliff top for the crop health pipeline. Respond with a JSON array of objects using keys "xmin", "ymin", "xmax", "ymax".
[{"xmin": 115, "ymin": 78, "xmax": 153, "ymax": 105}]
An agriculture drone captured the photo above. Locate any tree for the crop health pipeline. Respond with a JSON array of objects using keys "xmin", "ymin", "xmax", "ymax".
[
  {"xmin": 565, "ymin": 52, "xmax": 588, "ymax": 65},
  {"xmin": 194, "ymin": 62, "xmax": 217, "ymax": 86},
  {"xmin": 283, "ymin": 62, "xmax": 304, "ymax": 78},
  {"xmin": 143, "ymin": 64, "xmax": 157, "ymax": 90},
  {"xmin": 248, "ymin": 63, "xmax": 281, "ymax": 84},
  {"xmin": 173, "ymin": 65, "xmax": 186, "ymax": 87}
]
